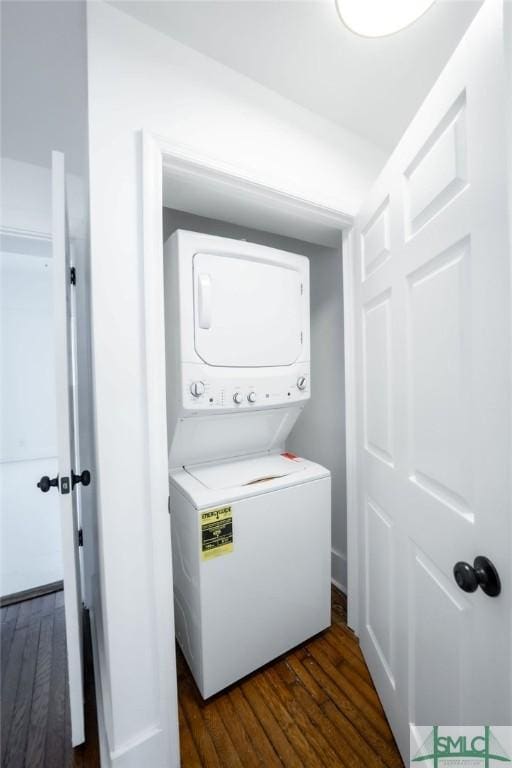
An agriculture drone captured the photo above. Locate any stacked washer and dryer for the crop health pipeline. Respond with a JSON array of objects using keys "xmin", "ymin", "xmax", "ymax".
[{"xmin": 164, "ymin": 229, "xmax": 331, "ymax": 698}]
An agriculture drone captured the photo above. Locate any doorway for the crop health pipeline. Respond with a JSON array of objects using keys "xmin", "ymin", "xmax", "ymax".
[
  {"xmin": 160, "ymin": 205, "xmax": 402, "ymax": 766},
  {"xmin": 140, "ymin": 132, "xmax": 363, "ymax": 765},
  {"xmin": 162, "ymin": 207, "xmax": 348, "ymax": 590},
  {"xmin": 1, "ymin": 238, "xmax": 62, "ymax": 603},
  {"xmin": 0, "ymin": 175, "xmax": 98, "ymax": 766}
]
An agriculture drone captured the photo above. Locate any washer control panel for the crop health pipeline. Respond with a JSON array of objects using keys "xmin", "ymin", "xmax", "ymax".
[
  {"xmin": 190, "ymin": 381, "xmax": 205, "ymax": 397},
  {"xmin": 182, "ymin": 367, "xmax": 309, "ymax": 412}
]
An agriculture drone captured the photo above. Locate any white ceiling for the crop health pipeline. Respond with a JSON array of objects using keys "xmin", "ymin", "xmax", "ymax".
[{"xmin": 110, "ymin": 0, "xmax": 482, "ymax": 152}]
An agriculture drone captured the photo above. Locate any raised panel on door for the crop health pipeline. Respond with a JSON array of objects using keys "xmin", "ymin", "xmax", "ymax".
[
  {"xmin": 406, "ymin": 237, "xmax": 472, "ymax": 520},
  {"xmin": 361, "ymin": 197, "xmax": 391, "ymax": 280},
  {"xmin": 357, "ymin": 188, "xmax": 402, "ymax": 737},
  {"xmin": 362, "ymin": 291, "xmax": 393, "ymax": 467},
  {"xmin": 408, "ymin": 546, "xmax": 470, "ymax": 725},
  {"xmin": 365, "ymin": 498, "xmax": 395, "ymax": 690},
  {"xmin": 404, "ymin": 92, "xmax": 468, "ymax": 237}
]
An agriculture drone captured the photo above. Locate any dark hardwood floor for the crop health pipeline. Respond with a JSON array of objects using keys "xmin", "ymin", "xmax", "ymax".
[
  {"xmin": 1, "ymin": 591, "xmax": 99, "ymax": 768},
  {"xmin": 2, "ymin": 586, "xmax": 403, "ymax": 767},
  {"xmin": 177, "ymin": 586, "xmax": 404, "ymax": 767}
]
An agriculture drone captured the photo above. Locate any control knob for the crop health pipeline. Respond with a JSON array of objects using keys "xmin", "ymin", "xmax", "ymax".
[
  {"xmin": 247, "ymin": 392, "xmax": 257, "ymax": 403},
  {"xmin": 233, "ymin": 392, "xmax": 243, "ymax": 405},
  {"xmin": 190, "ymin": 381, "xmax": 205, "ymax": 398},
  {"xmin": 297, "ymin": 376, "xmax": 307, "ymax": 391}
]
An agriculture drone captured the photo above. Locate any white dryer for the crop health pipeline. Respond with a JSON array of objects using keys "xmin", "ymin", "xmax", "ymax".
[{"xmin": 164, "ymin": 230, "xmax": 331, "ymax": 697}]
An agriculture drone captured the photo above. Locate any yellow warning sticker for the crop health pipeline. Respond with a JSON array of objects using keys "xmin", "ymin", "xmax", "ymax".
[{"xmin": 201, "ymin": 506, "xmax": 233, "ymax": 561}]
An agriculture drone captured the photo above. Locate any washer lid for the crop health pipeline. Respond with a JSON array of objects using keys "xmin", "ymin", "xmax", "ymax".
[{"xmin": 185, "ymin": 451, "xmax": 308, "ymax": 490}]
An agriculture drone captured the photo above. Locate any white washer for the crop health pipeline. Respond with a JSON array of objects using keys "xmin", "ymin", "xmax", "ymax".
[
  {"xmin": 164, "ymin": 230, "xmax": 331, "ymax": 697},
  {"xmin": 170, "ymin": 452, "xmax": 331, "ymax": 698}
]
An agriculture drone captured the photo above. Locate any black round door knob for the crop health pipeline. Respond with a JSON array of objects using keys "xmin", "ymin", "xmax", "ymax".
[
  {"xmin": 453, "ymin": 556, "xmax": 501, "ymax": 597},
  {"xmin": 72, "ymin": 469, "xmax": 91, "ymax": 489},
  {"xmin": 37, "ymin": 475, "xmax": 59, "ymax": 493}
]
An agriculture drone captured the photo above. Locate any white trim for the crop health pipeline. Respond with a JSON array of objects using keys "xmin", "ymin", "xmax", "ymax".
[
  {"xmin": 0, "ymin": 225, "xmax": 52, "ymax": 258},
  {"xmin": 141, "ymin": 131, "xmax": 180, "ymax": 768},
  {"xmin": 503, "ymin": 2, "xmax": 512, "ymax": 717},
  {"xmin": 89, "ymin": 609, "xmax": 111, "ymax": 768},
  {"xmin": 331, "ymin": 549, "xmax": 347, "ymax": 594},
  {"xmin": 91, "ymin": 605, "xmax": 169, "ymax": 768},
  {"xmin": 0, "ymin": 224, "xmax": 51, "ymax": 241},
  {"xmin": 141, "ymin": 130, "xmax": 356, "ymax": 763},
  {"xmin": 160, "ymin": 137, "xmax": 354, "ymax": 233},
  {"xmin": 331, "ymin": 578, "xmax": 346, "ymax": 594},
  {"xmin": 343, "ymin": 227, "xmax": 360, "ymax": 635}
]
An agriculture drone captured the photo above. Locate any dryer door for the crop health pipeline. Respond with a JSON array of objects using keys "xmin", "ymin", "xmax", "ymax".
[{"xmin": 193, "ymin": 252, "xmax": 303, "ymax": 367}]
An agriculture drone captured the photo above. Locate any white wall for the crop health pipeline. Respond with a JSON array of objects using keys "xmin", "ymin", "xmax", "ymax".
[
  {"xmin": 286, "ymin": 246, "xmax": 347, "ymax": 591},
  {"xmin": 1, "ymin": 2, "xmax": 96, "ymax": 610},
  {"xmin": 88, "ymin": 3, "xmax": 385, "ymax": 215},
  {"xmin": 0, "ymin": 249, "xmax": 63, "ymax": 595},
  {"xmin": 0, "ymin": 157, "xmax": 89, "ymax": 600},
  {"xmin": 1, "ymin": 1, "xmax": 88, "ymax": 176},
  {"xmin": 87, "ymin": 4, "xmax": 384, "ymax": 765},
  {"xmin": 2, "ymin": 158, "xmax": 87, "ymax": 240},
  {"xmin": 1, "ymin": 157, "xmax": 96, "ymax": 605}
]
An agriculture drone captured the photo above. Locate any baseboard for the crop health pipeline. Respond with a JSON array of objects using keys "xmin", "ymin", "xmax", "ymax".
[
  {"xmin": 331, "ymin": 548, "xmax": 347, "ymax": 594},
  {"xmin": 89, "ymin": 609, "xmax": 177, "ymax": 767},
  {"xmin": 89, "ymin": 608, "xmax": 112, "ymax": 768},
  {"xmin": 0, "ymin": 580, "xmax": 64, "ymax": 607},
  {"xmin": 331, "ymin": 578, "xmax": 346, "ymax": 596}
]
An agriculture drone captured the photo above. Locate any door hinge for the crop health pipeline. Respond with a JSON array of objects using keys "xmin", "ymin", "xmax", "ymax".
[
  {"xmin": 78, "ymin": 529, "xmax": 83, "ymax": 547},
  {"xmin": 70, "ymin": 266, "xmax": 76, "ymax": 285},
  {"xmin": 300, "ymin": 282, "xmax": 303, "ymax": 295}
]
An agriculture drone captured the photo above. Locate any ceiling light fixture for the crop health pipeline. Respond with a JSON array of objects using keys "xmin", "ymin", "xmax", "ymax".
[{"xmin": 335, "ymin": 0, "xmax": 437, "ymax": 38}]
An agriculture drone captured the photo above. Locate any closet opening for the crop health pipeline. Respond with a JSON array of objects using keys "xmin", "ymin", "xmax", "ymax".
[
  {"xmin": 140, "ymin": 135, "xmax": 392, "ymax": 763},
  {"xmin": 147, "ymin": 143, "xmax": 399, "ymax": 762},
  {"xmin": 161, "ymin": 205, "xmax": 348, "ymax": 594}
]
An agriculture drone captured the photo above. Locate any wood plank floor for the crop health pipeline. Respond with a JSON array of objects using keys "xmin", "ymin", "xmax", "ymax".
[
  {"xmin": 1, "ymin": 591, "xmax": 100, "ymax": 768},
  {"xmin": 2, "ymin": 587, "xmax": 403, "ymax": 767},
  {"xmin": 177, "ymin": 586, "xmax": 404, "ymax": 768}
]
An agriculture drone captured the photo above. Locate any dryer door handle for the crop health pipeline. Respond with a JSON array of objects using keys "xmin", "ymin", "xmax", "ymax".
[{"xmin": 198, "ymin": 273, "xmax": 212, "ymax": 329}]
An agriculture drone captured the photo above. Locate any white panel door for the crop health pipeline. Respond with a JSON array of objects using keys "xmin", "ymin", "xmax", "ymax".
[
  {"xmin": 352, "ymin": 0, "xmax": 511, "ymax": 761},
  {"xmin": 193, "ymin": 252, "xmax": 303, "ymax": 367},
  {"xmin": 51, "ymin": 151, "xmax": 85, "ymax": 746}
]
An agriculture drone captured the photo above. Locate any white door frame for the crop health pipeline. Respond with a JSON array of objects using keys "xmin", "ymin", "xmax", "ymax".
[{"xmin": 140, "ymin": 129, "xmax": 362, "ymax": 759}]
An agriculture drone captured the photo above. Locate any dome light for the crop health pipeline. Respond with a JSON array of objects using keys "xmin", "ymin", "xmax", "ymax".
[{"xmin": 335, "ymin": 0, "xmax": 437, "ymax": 38}]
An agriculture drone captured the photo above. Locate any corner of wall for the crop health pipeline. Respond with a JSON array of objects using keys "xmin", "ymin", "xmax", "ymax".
[{"xmin": 331, "ymin": 548, "xmax": 347, "ymax": 593}]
